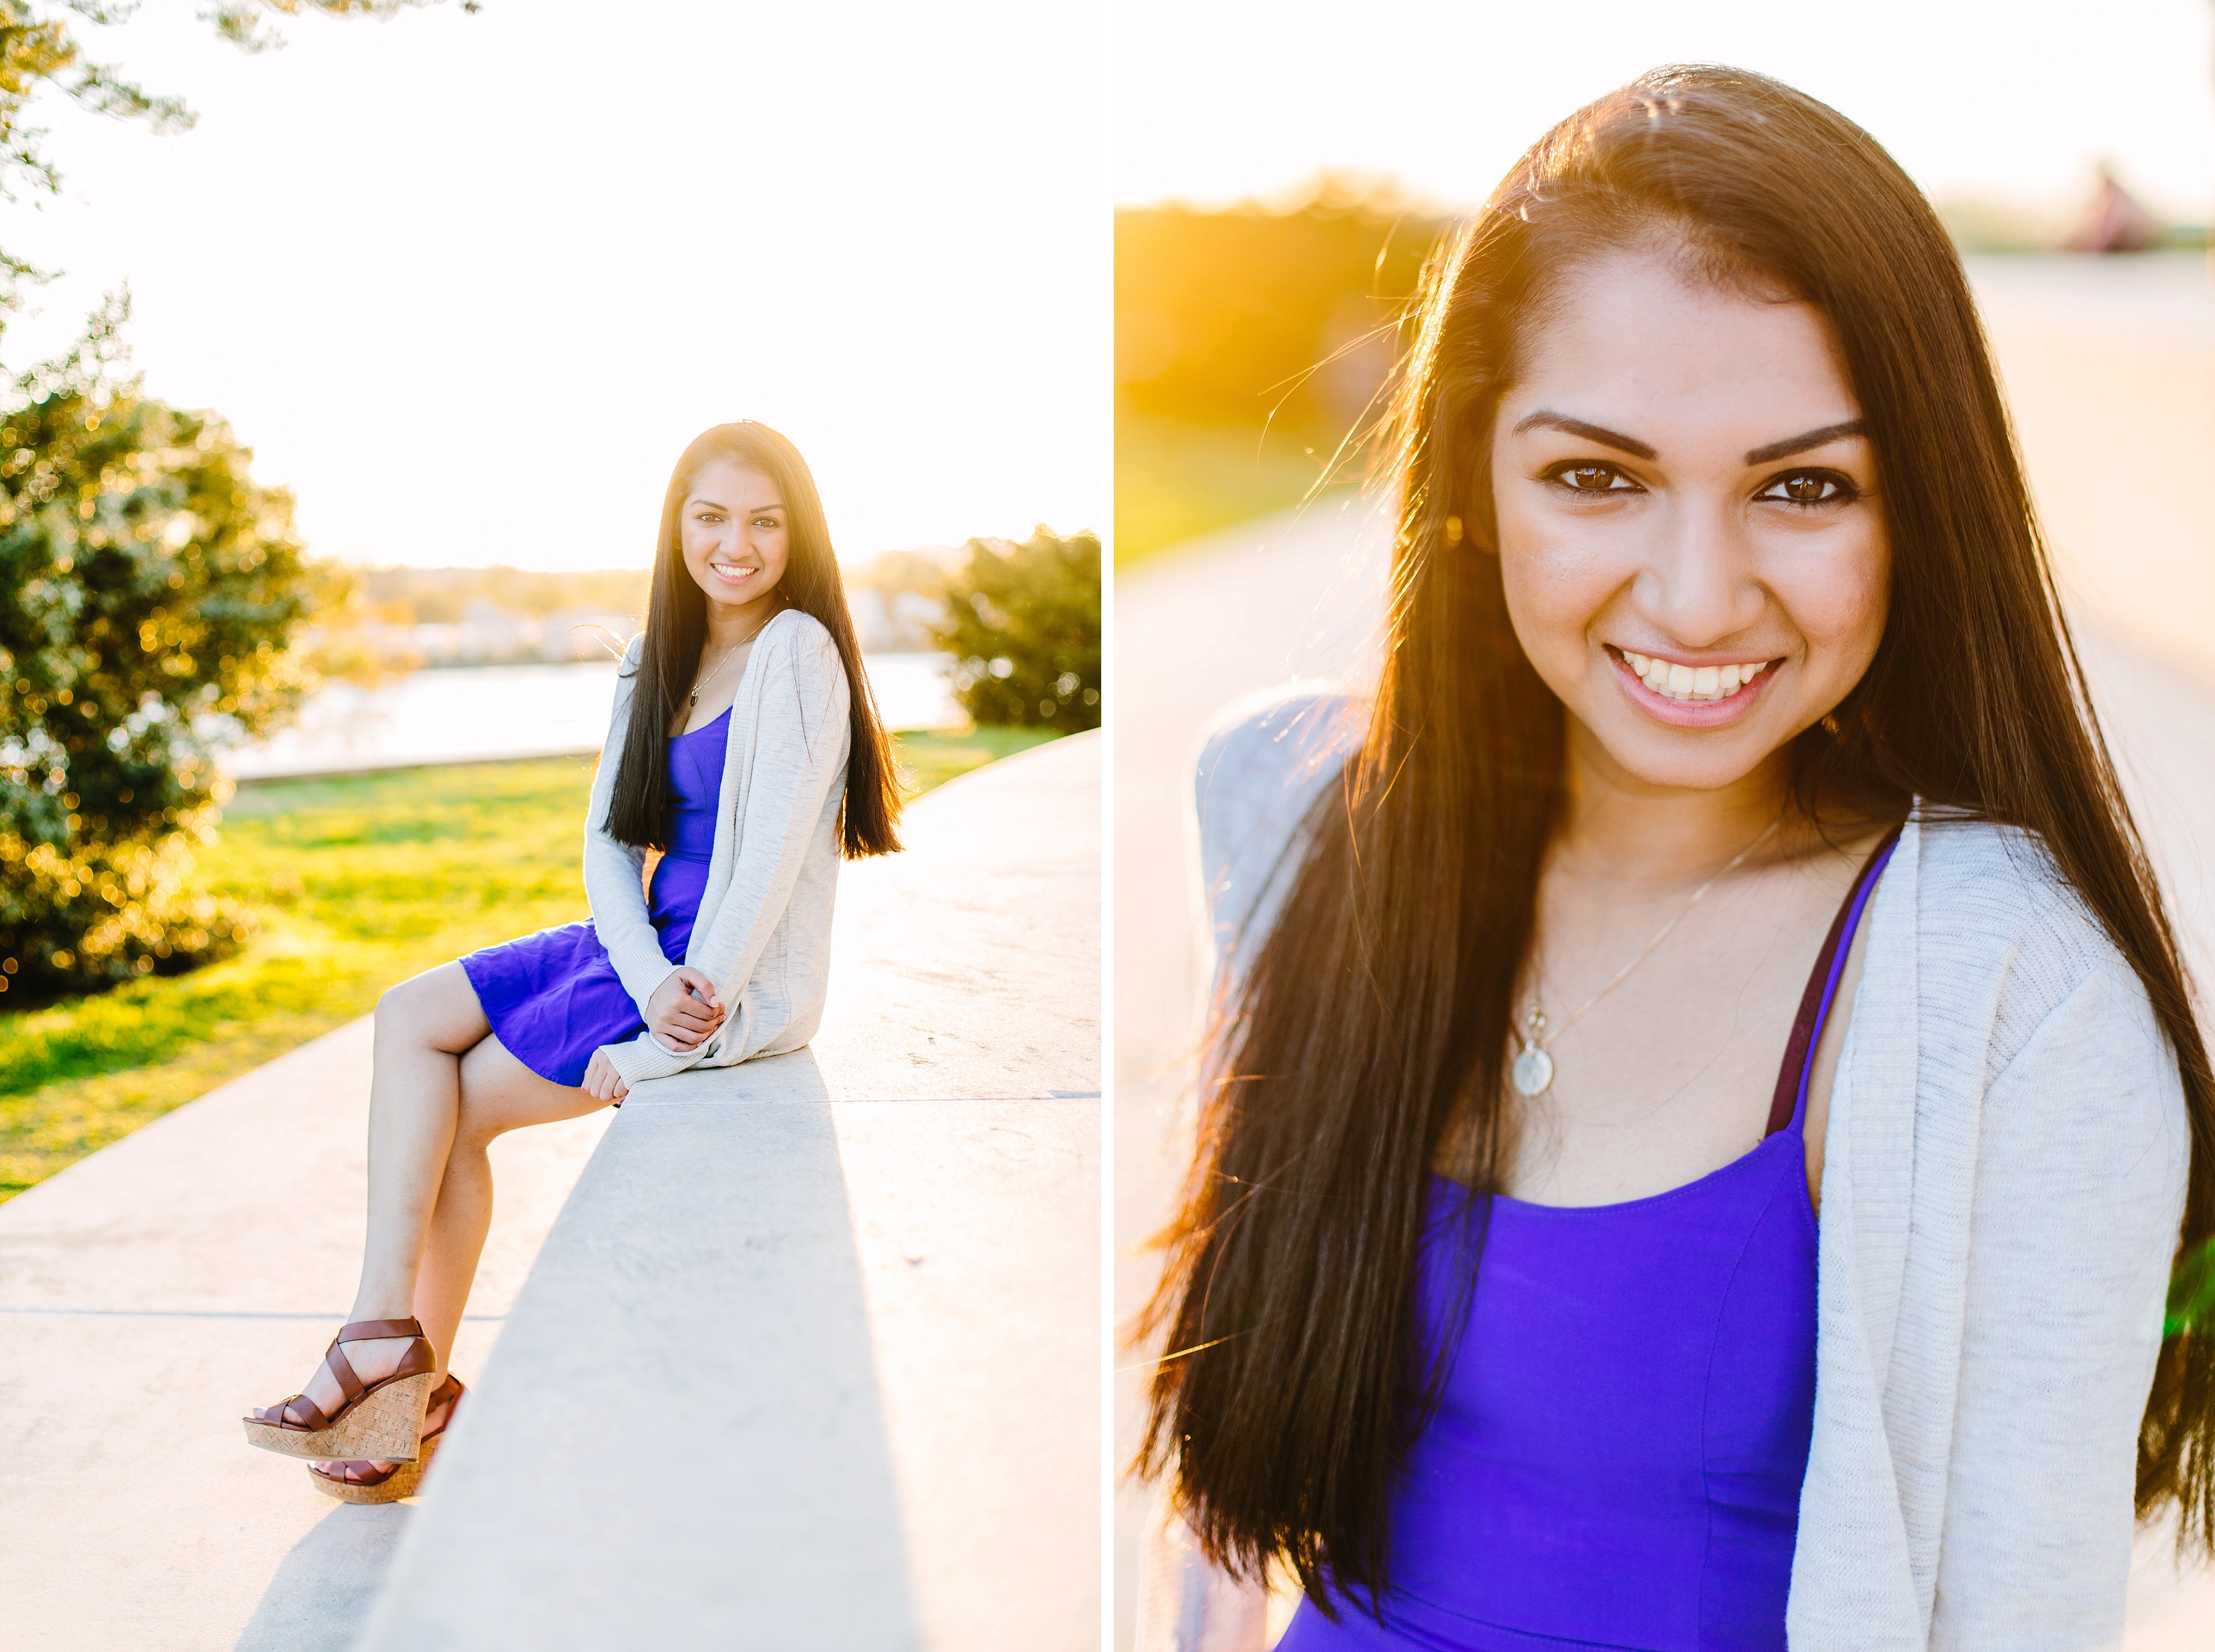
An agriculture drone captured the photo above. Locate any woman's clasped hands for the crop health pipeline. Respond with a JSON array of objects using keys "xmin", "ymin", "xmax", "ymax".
[{"xmin": 579, "ymin": 967, "xmax": 727, "ymax": 1103}]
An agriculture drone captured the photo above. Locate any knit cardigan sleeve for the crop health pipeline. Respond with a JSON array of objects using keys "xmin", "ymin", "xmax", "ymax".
[
  {"xmin": 1925, "ymin": 955, "xmax": 2188, "ymax": 1648},
  {"xmin": 599, "ymin": 625, "xmax": 850, "ymax": 1087},
  {"xmin": 581, "ymin": 634, "xmax": 681, "ymax": 1018},
  {"xmin": 1790, "ymin": 818, "xmax": 2195, "ymax": 1648}
]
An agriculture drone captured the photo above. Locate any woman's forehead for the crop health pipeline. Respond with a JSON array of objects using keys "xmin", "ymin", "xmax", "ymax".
[
  {"xmin": 687, "ymin": 459, "xmax": 783, "ymax": 511},
  {"xmin": 1507, "ymin": 249, "xmax": 1860, "ymax": 454}
]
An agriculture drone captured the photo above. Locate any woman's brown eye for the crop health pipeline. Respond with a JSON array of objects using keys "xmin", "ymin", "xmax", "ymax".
[
  {"xmin": 1563, "ymin": 465, "xmax": 1623, "ymax": 491},
  {"xmin": 1765, "ymin": 471, "xmax": 1850, "ymax": 504}
]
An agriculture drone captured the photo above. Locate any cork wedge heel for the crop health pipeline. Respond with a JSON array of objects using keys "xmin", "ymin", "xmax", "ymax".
[
  {"xmin": 243, "ymin": 1317, "xmax": 438, "ymax": 1463},
  {"xmin": 310, "ymin": 1374, "xmax": 466, "ymax": 1504}
]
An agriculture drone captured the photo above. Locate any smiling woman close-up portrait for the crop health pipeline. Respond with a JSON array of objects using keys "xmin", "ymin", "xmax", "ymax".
[{"xmin": 1130, "ymin": 63, "xmax": 2213, "ymax": 1651}]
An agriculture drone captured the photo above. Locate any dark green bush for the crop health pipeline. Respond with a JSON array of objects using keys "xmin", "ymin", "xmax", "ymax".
[
  {"xmin": 0, "ymin": 299, "xmax": 337, "ymax": 1001},
  {"xmin": 933, "ymin": 527, "xmax": 1101, "ymax": 732}
]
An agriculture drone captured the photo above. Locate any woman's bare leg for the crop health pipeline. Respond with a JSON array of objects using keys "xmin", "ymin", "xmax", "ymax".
[
  {"xmin": 411, "ymin": 1030, "xmax": 609, "ymax": 1375},
  {"xmin": 274, "ymin": 961, "xmax": 601, "ymax": 1420},
  {"xmin": 273, "ymin": 962, "xmax": 482, "ymax": 1416}
]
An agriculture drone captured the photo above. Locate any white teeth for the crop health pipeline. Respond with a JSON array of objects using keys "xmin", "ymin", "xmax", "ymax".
[{"xmin": 1626, "ymin": 653, "xmax": 1776, "ymax": 703}]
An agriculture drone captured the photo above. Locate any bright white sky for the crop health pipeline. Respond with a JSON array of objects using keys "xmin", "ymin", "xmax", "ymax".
[
  {"xmin": 4, "ymin": 1, "xmax": 1106, "ymax": 571},
  {"xmin": 1116, "ymin": 0, "xmax": 2215, "ymax": 219}
]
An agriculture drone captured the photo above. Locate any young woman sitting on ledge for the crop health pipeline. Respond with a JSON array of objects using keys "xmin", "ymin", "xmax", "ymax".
[
  {"xmin": 1135, "ymin": 66, "xmax": 2212, "ymax": 1651},
  {"xmin": 241, "ymin": 419, "xmax": 903, "ymax": 1501}
]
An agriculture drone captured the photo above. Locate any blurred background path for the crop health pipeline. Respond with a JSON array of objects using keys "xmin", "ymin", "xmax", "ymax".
[{"xmin": 1113, "ymin": 255, "xmax": 2215, "ymax": 1649}]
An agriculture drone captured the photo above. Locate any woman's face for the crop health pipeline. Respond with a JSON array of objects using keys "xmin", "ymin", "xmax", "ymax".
[
  {"xmin": 680, "ymin": 458, "xmax": 791, "ymax": 616},
  {"xmin": 1488, "ymin": 246, "xmax": 1890, "ymax": 796}
]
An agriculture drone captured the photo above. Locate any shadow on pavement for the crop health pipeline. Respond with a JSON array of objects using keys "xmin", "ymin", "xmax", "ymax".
[{"xmin": 234, "ymin": 1501, "xmax": 413, "ymax": 1652}]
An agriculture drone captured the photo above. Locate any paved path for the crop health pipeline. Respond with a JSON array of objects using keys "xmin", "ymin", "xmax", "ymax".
[
  {"xmin": 0, "ymin": 1018, "xmax": 612, "ymax": 1649},
  {"xmin": 1113, "ymin": 481, "xmax": 2215, "ymax": 1646},
  {"xmin": 1, "ymin": 729, "xmax": 1100, "ymax": 1651}
]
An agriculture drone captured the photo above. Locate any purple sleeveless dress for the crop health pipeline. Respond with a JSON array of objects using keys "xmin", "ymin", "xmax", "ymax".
[
  {"xmin": 1280, "ymin": 830, "xmax": 1900, "ymax": 1652},
  {"xmin": 458, "ymin": 707, "xmax": 730, "ymax": 1088}
]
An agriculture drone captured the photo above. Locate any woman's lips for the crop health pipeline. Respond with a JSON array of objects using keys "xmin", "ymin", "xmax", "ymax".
[{"xmin": 1606, "ymin": 645, "xmax": 1780, "ymax": 728}]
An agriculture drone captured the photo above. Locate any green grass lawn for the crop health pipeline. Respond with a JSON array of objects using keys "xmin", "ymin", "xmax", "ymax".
[{"xmin": 0, "ymin": 725, "xmax": 1059, "ymax": 1203}]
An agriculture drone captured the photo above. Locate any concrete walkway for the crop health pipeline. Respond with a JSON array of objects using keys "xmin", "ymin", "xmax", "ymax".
[
  {"xmin": 1114, "ymin": 491, "xmax": 2215, "ymax": 1647},
  {"xmin": 1, "ymin": 729, "xmax": 1099, "ymax": 1651}
]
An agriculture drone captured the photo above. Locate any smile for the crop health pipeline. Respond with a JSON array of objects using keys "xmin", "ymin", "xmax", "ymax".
[
  {"xmin": 708, "ymin": 561, "xmax": 758, "ymax": 583},
  {"xmin": 1613, "ymin": 647, "xmax": 1778, "ymax": 704}
]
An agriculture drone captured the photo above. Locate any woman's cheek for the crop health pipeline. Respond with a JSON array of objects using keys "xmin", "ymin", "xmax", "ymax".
[
  {"xmin": 1497, "ymin": 513, "xmax": 1625, "ymax": 685},
  {"xmin": 1773, "ymin": 527, "xmax": 1890, "ymax": 692}
]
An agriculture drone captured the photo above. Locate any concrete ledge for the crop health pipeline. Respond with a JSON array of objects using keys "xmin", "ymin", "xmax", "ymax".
[{"xmin": 359, "ymin": 731, "xmax": 1101, "ymax": 1649}]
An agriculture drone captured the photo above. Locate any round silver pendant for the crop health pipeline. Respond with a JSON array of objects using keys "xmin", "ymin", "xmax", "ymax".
[{"xmin": 1511, "ymin": 1044, "xmax": 1554, "ymax": 1098}]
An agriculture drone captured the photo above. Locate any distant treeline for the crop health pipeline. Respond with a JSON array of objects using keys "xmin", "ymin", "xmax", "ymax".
[
  {"xmin": 1116, "ymin": 172, "xmax": 1447, "ymax": 446},
  {"xmin": 355, "ymin": 565, "xmax": 652, "ymax": 627},
  {"xmin": 1114, "ymin": 173, "xmax": 1451, "ymax": 559},
  {"xmin": 351, "ymin": 551, "xmax": 951, "ymax": 630}
]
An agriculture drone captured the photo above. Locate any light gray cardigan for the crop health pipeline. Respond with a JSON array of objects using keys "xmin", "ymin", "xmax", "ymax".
[
  {"xmin": 1152, "ymin": 687, "xmax": 2192, "ymax": 1650},
  {"xmin": 583, "ymin": 608, "xmax": 851, "ymax": 1087}
]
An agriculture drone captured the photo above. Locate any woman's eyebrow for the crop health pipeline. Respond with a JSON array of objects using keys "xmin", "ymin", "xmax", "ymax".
[
  {"xmin": 1744, "ymin": 420, "xmax": 1864, "ymax": 466},
  {"xmin": 1512, "ymin": 410, "xmax": 1656, "ymax": 460}
]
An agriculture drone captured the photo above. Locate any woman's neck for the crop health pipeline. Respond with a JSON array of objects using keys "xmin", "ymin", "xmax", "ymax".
[
  {"xmin": 702, "ymin": 592, "xmax": 782, "ymax": 654},
  {"xmin": 1550, "ymin": 718, "xmax": 1797, "ymax": 891}
]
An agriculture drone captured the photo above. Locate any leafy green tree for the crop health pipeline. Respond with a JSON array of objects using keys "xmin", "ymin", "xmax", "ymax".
[
  {"xmin": 0, "ymin": 1, "xmax": 454, "ymax": 1003},
  {"xmin": 933, "ymin": 527, "xmax": 1100, "ymax": 732},
  {"xmin": 0, "ymin": 295, "xmax": 339, "ymax": 999}
]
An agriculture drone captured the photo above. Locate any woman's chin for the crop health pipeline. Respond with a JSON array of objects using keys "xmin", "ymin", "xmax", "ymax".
[{"xmin": 1571, "ymin": 706, "xmax": 1795, "ymax": 797}]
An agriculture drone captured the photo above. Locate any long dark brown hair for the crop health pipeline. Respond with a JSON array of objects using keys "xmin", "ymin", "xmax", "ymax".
[
  {"xmin": 1137, "ymin": 64, "xmax": 2215, "ymax": 1608},
  {"xmin": 605, "ymin": 420, "xmax": 902, "ymax": 858}
]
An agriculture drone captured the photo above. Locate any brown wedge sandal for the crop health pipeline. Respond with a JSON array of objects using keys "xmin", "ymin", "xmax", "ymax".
[
  {"xmin": 242, "ymin": 1317, "xmax": 439, "ymax": 1463},
  {"xmin": 309, "ymin": 1373, "xmax": 466, "ymax": 1504}
]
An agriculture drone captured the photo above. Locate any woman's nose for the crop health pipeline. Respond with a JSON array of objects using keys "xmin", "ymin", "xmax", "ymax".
[{"xmin": 1633, "ymin": 494, "xmax": 1761, "ymax": 647}]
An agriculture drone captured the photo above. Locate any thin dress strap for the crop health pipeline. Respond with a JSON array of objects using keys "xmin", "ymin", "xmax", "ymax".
[{"xmin": 1763, "ymin": 825, "xmax": 1904, "ymax": 1138}]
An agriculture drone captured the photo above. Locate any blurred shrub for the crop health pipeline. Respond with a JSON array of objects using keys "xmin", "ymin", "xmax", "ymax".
[
  {"xmin": 0, "ymin": 297, "xmax": 336, "ymax": 1001},
  {"xmin": 933, "ymin": 527, "xmax": 1100, "ymax": 731}
]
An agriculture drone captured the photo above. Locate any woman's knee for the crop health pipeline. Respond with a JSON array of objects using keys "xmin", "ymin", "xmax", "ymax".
[{"xmin": 375, "ymin": 961, "xmax": 487, "ymax": 1053}]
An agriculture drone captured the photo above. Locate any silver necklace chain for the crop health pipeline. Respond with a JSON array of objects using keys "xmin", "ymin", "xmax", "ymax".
[
  {"xmin": 686, "ymin": 610, "xmax": 777, "ymax": 709},
  {"xmin": 1510, "ymin": 817, "xmax": 1783, "ymax": 1099}
]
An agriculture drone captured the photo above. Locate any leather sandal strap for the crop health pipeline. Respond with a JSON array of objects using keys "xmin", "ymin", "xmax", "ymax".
[
  {"xmin": 314, "ymin": 1458, "xmax": 398, "ymax": 1488},
  {"xmin": 392, "ymin": 1337, "xmax": 437, "ymax": 1382},
  {"xmin": 323, "ymin": 1339, "xmax": 369, "ymax": 1408},
  {"xmin": 337, "ymin": 1317, "xmax": 425, "ymax": 1342},
  {"xmin": 279, "ymin": 1393, "xmax": 330, "ymax": 1432}
]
